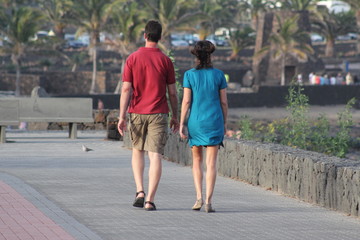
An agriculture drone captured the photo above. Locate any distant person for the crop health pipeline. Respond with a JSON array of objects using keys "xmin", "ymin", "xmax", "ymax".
[
  {"xmin": 225, "ymin": 73, "xmax": 230, "ymax": 83},
  {"xmin": 346, "ymin": 72, "xmax": 353, "ymax": 85},
  {"xmin": 330, "ymin": 74, "xmax": 337, "ymax": 85},
  {"xmin": 353, "ymin": 75, "xmax": 358, "ymax": 84},
  {"xmin": 297, "ymin": 74, "xmax": 303, "ymax": 85},
  {"xmin": 179, "ymin": 40, "xmax": 228, "ymax": 213},
  {"xmin": 323, "ymin": 74, "xmax": 329, "ymax": 85},
  {"xmin": 336, "ymin": 73, "xmax": 344, "ymax": 85},
  {"xmin": 315, "ymin": 73, "xmax": 320, "ymax": 85},
  {"xmin": 117, "ymin": 20, "xmax": 179, "ymax": 211},
  {"xmin": 309, "ymin": 72, "xmax": 315, "ymax": 85}
]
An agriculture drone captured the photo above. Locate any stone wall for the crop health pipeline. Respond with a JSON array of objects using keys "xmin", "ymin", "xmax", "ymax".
[
  {"xmin": 123, "ymin": 132, "xmax": 360, "ymax": 217},
  {"xmin": 0, "ymin": 72, "xmax": 41, "ymax": 95},
  {"xmin": 0, "ymin": 71, "xmax": 120, "ymax": 96},
  {"xmin": 55, "ymin": 85, "xmax": 360, "ymax": 110}
]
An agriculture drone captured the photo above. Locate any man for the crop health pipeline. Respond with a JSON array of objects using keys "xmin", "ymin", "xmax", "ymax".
[{"xmin": 117, "ymin": 20, "xmax": 179, "ymax": 211}]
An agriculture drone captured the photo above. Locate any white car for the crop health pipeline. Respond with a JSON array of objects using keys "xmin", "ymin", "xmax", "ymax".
[
  {"xmin": 310, "ymin": 33, "xmax": 324, "ymax": 42},
  {"xmin": 171, "ymin": 39, "xmax": 189, "ymax": 47}
]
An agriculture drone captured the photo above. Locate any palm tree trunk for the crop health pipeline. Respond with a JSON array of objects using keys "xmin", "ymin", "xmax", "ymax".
[
  {"xmin": 54, "ymin": 24, "xmax": 65, "ymax": 39},
  {"xmin": 15, "ymin": 59, "xmax": 21, "ymax": 96},
  {"xmin": 281, "ymin": 56, "xmax": 286, "ymax": 86},
  {"xmin": 325, "ymin": 39, "xmax": 335, "ymax": 57},
  {"xmin": 90, "ymin": 45, "xmax": 97, "ymax": 94},
  {"xmin": 356, "ymin": 10, "xmax": 360, "ymax": 56},
  {"xmin": 252, "ymin": 15, "xmax": 258, "ymax": 31}
]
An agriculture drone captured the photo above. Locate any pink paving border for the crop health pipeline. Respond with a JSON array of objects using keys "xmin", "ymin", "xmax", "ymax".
[{"xmin": 0, "ymin": 181, "xmax": 75, "ymax": 240}]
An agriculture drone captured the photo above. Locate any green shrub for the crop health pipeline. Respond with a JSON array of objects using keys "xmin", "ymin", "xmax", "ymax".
[
  {"xmin": 310, "ymin": 114, "xmax": 331, "ymax": 154},
  {"xmin": 238, "ymin": 116, "xmax": 255, "ymax": 140},
  {"xmin": 281, "ymin": 83, "xmax": 310, "ymax": 149},
  {"xmin": 329, "ymin": 98, "xmax": 355, "ymax": 158}
]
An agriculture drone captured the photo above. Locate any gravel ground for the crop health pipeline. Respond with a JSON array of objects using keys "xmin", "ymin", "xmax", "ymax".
[{"xmin": 227, "ymin": 105, "xmax": 360, "ymax": 160}]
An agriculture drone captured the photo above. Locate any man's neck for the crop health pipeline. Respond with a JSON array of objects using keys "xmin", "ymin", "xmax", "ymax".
[{"xmin": 145, "ymin": 41, "xmax": 158, "ymax": 48}]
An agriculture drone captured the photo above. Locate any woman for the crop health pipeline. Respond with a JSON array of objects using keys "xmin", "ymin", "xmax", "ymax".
[{"xmin": 179, "ymin": 40, "xmax": 228, "ymax": 213}]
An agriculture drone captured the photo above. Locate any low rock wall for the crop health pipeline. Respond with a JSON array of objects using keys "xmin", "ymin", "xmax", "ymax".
[{"xmin": 123, "ymin": 132, "xmax": 360, "ymax": 217}]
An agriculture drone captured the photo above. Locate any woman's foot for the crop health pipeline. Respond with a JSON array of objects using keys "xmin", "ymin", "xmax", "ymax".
[
  {"xmin": 205, "ymin": 203, "xmax": 215, "ymax": 213},
  {"xmin": 132, "ymin": 191, "xmax": 145, "ymax": 208},
  {"xmin": 192, "ymin": 199, "xmax": 204, "ymax": 210}
]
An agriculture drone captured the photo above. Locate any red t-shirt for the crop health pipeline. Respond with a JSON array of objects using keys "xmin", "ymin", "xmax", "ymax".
[{"xmin": 123, "ymin": 47, "xmax": 176, "ymax": 114}]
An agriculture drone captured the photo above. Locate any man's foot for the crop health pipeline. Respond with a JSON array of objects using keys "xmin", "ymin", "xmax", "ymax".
[
  {"xmin": 144, "ymin": 201, "xmax": 156, "ymax": 211},
  {"xmin": 133, "ymin": 191, "xmax": 145, "ymax": 208}
]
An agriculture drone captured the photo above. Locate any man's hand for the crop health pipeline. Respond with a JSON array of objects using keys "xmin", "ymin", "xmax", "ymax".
[
  {"xmin": 170, "ymin": 117, "xmax": 179, "ymax": 133},
  {"xmin": 117, "ymin": 118, "xmax": 127, "ymax": 136}
]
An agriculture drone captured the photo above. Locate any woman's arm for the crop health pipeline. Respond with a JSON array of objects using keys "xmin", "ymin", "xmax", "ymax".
[
  {"xmin": 179, "ymin": 88, "xmax": 192, "ymax": 139},
  {"xmin": 220, "ymin": 88, "xmax": 228, "ymax": 133}
]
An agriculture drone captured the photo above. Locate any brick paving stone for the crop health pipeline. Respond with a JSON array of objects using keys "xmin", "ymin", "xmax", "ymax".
[
  {"xmin": 0, "ymin": 130, "xmax": 359, "ymax": 240},
  {"xmin": 0, "ymin": 181, "xmax": 75, "ymax": 240}
]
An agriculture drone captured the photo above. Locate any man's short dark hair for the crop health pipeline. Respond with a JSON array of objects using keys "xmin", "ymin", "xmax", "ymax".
[{"xmin": 145, "ymin": 20, "xmax": 162, "ymax": 43}]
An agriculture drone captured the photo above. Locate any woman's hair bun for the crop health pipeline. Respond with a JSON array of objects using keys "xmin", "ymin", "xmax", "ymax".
[{"xmin": 191, "ymin": 40, "xmax": 215, "ymax": 56}]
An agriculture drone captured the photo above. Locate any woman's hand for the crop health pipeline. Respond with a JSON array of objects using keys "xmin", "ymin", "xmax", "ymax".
[{"xmin": 179, "ymin": 124, "xmax": 188, "ymax": 140}]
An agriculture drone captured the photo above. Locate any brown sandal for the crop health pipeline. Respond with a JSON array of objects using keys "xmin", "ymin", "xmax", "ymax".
[
  {"xmin": 144, "ymin": 201, "xmax": 156, "ymax": 211},
  {"xmin": 133, "ymin": 191, "xmax": 145, "ymax": 208}
]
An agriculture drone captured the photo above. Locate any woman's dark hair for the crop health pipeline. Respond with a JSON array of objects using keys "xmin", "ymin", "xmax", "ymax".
[
  {"xmin": 191, "ymin": 40, "xmax": 215, "ymax": 70},
  {"xmin": 145, "ymin": 20, "xmax": 162, "ymax": 43}
]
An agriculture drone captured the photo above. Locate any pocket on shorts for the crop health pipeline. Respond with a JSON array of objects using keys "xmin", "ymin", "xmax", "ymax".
[
  {"xmin": 130, "ymin": 114, "xmax": 143, "ymax": 125},
  {"xmin": 153, "ymin": 113, "xmax": 168, "ymax": 125}
]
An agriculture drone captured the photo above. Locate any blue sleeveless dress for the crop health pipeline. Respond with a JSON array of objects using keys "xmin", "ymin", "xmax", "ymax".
[{"xmin": 183, "ymin": 68, "xmax": 227, "ymax": 147}]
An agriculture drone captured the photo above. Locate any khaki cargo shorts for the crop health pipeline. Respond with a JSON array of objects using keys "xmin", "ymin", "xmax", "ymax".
[{"xmin": 129, "ymin": 113, "xmax": 168, "ymax": 154}]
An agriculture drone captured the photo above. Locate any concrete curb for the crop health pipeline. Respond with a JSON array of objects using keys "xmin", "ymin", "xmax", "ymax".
[{"xmin": 124, "ymin": 132, "xmax": 360, "ymax": 217}]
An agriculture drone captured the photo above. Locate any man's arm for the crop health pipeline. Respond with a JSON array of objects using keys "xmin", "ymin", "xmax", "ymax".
[
  {"xmin": 167, "ymin": 83, "xmax": 179, "ymax": 132},
  {"xmin": 117, "ymin": 81, "xmax": 132, "ymax": 136}
]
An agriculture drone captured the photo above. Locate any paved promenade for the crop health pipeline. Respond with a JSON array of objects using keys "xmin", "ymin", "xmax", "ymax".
[{"xmin": 1, "ymin": 131, "xmax": 360, "ymax": 240}]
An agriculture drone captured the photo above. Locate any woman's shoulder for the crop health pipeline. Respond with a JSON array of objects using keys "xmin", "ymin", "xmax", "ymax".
[{"xmin": 185, "ymin": 68, "xmax": 196, "ymax": 73}]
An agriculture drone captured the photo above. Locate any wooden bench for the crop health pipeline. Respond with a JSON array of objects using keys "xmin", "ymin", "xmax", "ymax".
[{"xmin": 0, "ymin": 97, "xmax": 94, "ymax": 143}]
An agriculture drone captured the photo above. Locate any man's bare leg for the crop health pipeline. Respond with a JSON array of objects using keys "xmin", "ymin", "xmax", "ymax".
[
  {"xmin": 132, "ymin": 149, "xmax": 145, "ymax": 198},
  {"xmin": 145, "ymin": 151, "xmax": 162, "ymax": 207}
]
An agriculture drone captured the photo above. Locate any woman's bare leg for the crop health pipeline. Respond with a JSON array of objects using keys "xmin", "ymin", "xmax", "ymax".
[
  {"xmin": 205, "ymin": 146, "xmax": 218, "ymax": 204},
  {"xmin": 192, "ymin": 146, "xmax": 203, "ymax": 200}
]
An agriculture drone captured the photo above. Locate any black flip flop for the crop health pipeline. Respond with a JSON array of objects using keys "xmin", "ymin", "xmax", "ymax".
[
  {"xmin": 133, "ymin": 191, "xmax": 145, "ymax": 208},
  {"xmin": 144, "ymin": 201, "xmax": 156, "ymax": 211}
]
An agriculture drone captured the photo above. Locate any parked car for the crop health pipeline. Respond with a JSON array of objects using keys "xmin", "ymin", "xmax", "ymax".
[
  {"xmin": 310, "ymin": 33, "xmax": 324, "ymax": 42},
  {"xmin": 336, "ymin": 33, "xmax": 358, "ymax": 41},
  {"xmin": 171, "ymin": 39, "xmax": 189, "ymax": 47},
  {"xmin": 206, "ymin": 34, "xmax": 229, "ymax": 47},
  {"xmin": 63, "ymin": 34, "xmax": 88, "ymax": 49}
]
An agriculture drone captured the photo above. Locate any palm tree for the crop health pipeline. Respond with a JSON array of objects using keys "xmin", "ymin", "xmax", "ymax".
[
  {"xmin": 142, "ymin": 0, "xmax": 202, "ymax": 49},
  {"xmin": 239, "ymin": 0, "xmax": 277, "ymax": 30},
  {"xmin": 342, "ymin": 0, "xmax": 360, "ymax": 55},
  {"xmin": 38, "ymin": 0, "xmax": 73, "ymax": 39},
  {"xmin": 70, "ymin": 0, "xmax": 122, "ymax": 94},
  {"xmin": 257, "ymin": 15, "xmax": 314, "ymax": 85},
  {"xmin": 228, "ymin": 26, "xmax": 255, "ymax": 60},
  {"xmin": 196, "ymin": 0, "xmax": 221, "ymax": 40},
  {"xmin": 280, "ymin": 0, "xmax": 320, "ymax": 11},
  {"xmin": 106, "ymin": 0, "xmax": 147, "ymax": 93},
  {"xmin": 312, "ymin": 9, "xmax": 357, "ymax": 57},
  {"xmin": 0, "ymin": 5, "xmax": 44, "ymax": 96},
  {"xmin": 195, "ymin": 0, "xmax": 240, "ymax": 40}
]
